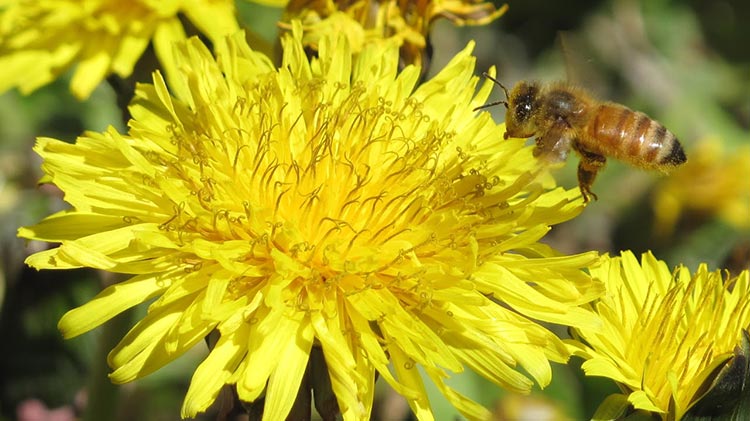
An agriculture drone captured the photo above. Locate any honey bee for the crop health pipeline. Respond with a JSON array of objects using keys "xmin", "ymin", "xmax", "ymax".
[{"xmin": 475, "ymin": 73, "xmax": 687, "ymax": 202}]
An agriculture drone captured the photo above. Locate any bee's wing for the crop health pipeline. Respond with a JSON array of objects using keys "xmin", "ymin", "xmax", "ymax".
[
  {"xmin": 558, "ymin": 31, "xmax": 608, "ymax": 98},
  {"xmin": 533, "ymin": 120, "xmax": 573, "ymax": 164}
]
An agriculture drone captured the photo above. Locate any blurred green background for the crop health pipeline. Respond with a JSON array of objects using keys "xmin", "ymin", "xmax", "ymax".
[{"xmin": 1, "ymin": 0, "xmax": 748, "ymax": 419}]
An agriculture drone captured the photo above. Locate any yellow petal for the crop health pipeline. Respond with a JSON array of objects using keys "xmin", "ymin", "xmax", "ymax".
[
  {"xmin": 58, "ymin": 271, "xmax": 175, "ymax": 338},
  {"xmin": 263, "ymin": 316, "xmax": 314, "ymax": 421},
  {"xmin": 182, "ymin": 323, "xmax": 251, "ymax": 418}
]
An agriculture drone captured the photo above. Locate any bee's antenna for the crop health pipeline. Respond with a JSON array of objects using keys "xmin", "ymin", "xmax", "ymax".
[
  {"xmin": 482, "ymin": 72, "xmax": 510, "ymax": 99},
  {"xmin": 473, "ymin": 72, "xmax": 510, "ymax": 112}
]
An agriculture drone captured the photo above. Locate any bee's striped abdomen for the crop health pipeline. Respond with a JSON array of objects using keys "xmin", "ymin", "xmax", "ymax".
[{"xmin": 585, "ymin": 103, "xmax": 685, "ymax": 169}]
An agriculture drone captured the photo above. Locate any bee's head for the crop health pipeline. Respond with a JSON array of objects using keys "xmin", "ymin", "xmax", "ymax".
[
  {"xmin": 473, "ymin": 75, "xmax": 540, "ymax": 139},
  {"xmin": 504, "ymin": 81, "xmax": 540, "ymax": 139}
]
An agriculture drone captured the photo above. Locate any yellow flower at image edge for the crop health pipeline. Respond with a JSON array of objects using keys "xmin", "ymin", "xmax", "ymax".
[
  {"xmin": 19, "ymin": 25, "xmax": 602, "ymax": 420},
  {"xmin": 652, "ymin": 139, "xmax": 750, "ymax": 236},
  {"xmin": 281, "ymin": 0, "xmax": 508, "ymax": 72},
  {"xmin": 569, "ymin": 251, "xmax": 750, "ymax": 420},
  {"xmin": 0, "ymin": 0, "xmax": 243, "ymax": 99}
]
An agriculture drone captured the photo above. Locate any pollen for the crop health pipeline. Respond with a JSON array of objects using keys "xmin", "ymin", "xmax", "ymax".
[{"xmin": 156, "ymin": 68, "xmax": 496, "ymax": 305}]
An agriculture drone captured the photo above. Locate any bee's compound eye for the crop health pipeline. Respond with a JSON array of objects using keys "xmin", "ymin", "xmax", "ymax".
[
  {"xmin": 515, "ymin": 97, "xmax": 533, "ymax": 122},
  {"xmin": 514, "ymin": 84, "xmax": 538, "ymax": 123},
  {"xmin": 517, "ymin": 103, "xmax": 532, "ymax": 121}
]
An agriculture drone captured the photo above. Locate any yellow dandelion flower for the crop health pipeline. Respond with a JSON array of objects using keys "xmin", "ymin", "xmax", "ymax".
[
  {"xmin": 652, "ymin": 139, "xmax": 750, "ymax": 236},
  {"xmin": 280, "ymin": 0, "xmax": 507, "ymax": 74},
  {"xmin": 19, "ymin": 23, "xmax": 601, "ymax": 420},
  {"xmin": 569, "ymin": 250, "xmax": 750, "ymax": 420},
  {"xmin": 0, "ymin": 0, "xmax": 245, "ymax": 99}
]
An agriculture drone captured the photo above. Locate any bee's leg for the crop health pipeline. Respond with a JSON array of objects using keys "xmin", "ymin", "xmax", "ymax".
[{"xmin": 575, "ymin": 147, "xmax": 606, "ymax": 202}]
